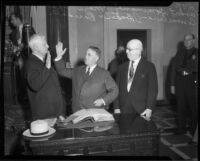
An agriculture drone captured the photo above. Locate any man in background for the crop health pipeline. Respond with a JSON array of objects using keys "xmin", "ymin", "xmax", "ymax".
[
  {"xmin": 9, "ymin": 12, "xmax": 26, "ymax": 104},
  {"xmin": 108, "ymin": 45, "xmax": 128, "ymax": 80},
  {"xmin": 114, "ymin": 39, "xmax": 158, "ymax": 121},
  {"xmin": 9, "ymin": 12, "xmax": 24, "ymax": 53},
  {"xmin": 9, "ymin": 12, "xmax": 35, "ymax": 104},
  {"xmin": 107, "ymin": 45, "xmax": 128, "ymax": 113},
  {"xmin": 54, "ymin": 42, "xmax": 119, "ymax": 113},
  {"xmin": 170, "ymin": 33, "xmax": 198, "ymax": 136}
]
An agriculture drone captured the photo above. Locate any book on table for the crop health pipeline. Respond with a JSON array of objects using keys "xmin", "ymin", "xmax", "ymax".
[{"xmin": 60, "ymin": 108, "xmax": 115, "ymax": 125}]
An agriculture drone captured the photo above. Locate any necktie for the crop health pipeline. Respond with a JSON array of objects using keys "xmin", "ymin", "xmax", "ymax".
[
  {"xmin": 127, "ymin": 61, "xmax": 134, "ymax": 92},
  {"xmin": 129, "ymin": 61, "xmax": 134, "ymax": 79},
  {"xmin": 86, "ymin": 67, "xmax": 90, "ymax": 76}
]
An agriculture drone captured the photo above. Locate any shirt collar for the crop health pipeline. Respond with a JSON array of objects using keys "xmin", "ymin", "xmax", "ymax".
[
  {"xmin": 32, "ymin": 52, "xmax": 45, "ymax": 62},
  {"xmin": 129, "ymin": 56, "xmax": 141, "ymax": 66},
  {"xmin": 86, "ymin": 64, "xmax": 97, "ymax": 73}
]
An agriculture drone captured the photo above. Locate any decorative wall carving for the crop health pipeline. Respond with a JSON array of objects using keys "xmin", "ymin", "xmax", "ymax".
[{"xmin": 68, "ymin": 3, "xmax": 198, "ymax": 26}]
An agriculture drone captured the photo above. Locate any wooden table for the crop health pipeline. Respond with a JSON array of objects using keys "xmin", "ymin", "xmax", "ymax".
[{"xmin": 23, "ymin": 114, "xmax": 160, "ymax": 156}]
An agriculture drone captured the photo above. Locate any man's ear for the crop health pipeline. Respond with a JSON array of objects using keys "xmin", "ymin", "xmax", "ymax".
[
  {"xmin": 95, "ymin": 55, "xmax": 100, "ymax": 62},
  {"xmin": 95, "ymin": 57, "xmax": 99, "ymax": 63}
]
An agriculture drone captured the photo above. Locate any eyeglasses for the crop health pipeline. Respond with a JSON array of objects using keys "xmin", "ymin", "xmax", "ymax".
[
  {"xmin": 126, "ymin": 48, "xmax": 141, "ymax": 52},
  {"xmin": 184, "ymin": 38, "xmax": 193, "ymax": 42}
]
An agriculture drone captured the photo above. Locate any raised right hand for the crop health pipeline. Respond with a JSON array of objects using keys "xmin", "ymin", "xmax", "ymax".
[{"xmin": 55, "ymin": 41, "xmax": 67, "ymax": 59}]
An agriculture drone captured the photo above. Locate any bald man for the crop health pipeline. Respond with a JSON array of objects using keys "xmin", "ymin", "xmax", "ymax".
[
  {"xmin": 25, "ymin": 34, "xmax": 65, "ymax": 120},
  {"xmin": 114, "ymin": 39, "xmax": 158, "ymax": 121},
  {"xmin": 170, "ymin": 33, "xmax": 198, "ymax": 135}
]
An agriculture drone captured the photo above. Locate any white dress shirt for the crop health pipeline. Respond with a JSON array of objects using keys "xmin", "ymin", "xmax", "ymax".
[
  {"xmin": 86, "ymin": 64, "xmax": 97, "ymax": 75},
  {"xmin": 127, "ymin": 56, "xmax": 141, "ymax": 92}
]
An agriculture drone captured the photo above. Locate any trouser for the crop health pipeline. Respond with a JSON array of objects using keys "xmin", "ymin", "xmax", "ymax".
[{"xmin": 175, "ymin": 74, "xmax": 198, "ymax": 135}]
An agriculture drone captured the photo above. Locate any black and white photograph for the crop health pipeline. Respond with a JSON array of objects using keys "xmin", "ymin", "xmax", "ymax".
[{"xmin": 1, "ymin": 1, "xmax": 198, "ymax": 160}]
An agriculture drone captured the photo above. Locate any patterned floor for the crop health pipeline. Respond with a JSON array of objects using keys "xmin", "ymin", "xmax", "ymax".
[
  {"xmin": 152, "ymin": 104, "xmax": 198, "ymax": 161},
  {"xmin": 4, "ymin": 103, "xmax": 198, "ymax": 160}
]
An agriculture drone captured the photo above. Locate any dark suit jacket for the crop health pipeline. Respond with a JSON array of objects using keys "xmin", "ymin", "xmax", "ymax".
[
  {"xmin": 54, "ymin": 59, "xmax": 119, "ymax": 113},
  {"xmin": 25, "ymin": 54, "xmax": 65, "ymax": 120},
  {"xmin": 114, "ymin": 57, "xmax": 158, "ymax": 114},
  {"xmin": 170, "ymin": 47, "xmax": 198, "ymax": 86}
]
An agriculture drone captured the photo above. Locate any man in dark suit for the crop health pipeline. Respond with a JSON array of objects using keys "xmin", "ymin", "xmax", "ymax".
[
  {"xmin": 9, "ymin": 12, "xmax": 26, "ymax": 104},
  {"xmin": 114, "ymin": 39, "xmax": 158, "ymax": 121},
  {"xmin": 25, "ymin": 34, "xmax": 65, "ymax": 120},
  {"xmin": 108, "ymin": 45, "xmax": 128, "ymax": 80},
  {"xmin": 9, "ymin": 12, "xmax": 35, "ymax": 104},
  {"xmin": 170, "ymin": 33, "xmax": 198, "ymax": 136},
  {"xmin": 54, "ymin": 42, "xmax": 119, "ymax": 113}
]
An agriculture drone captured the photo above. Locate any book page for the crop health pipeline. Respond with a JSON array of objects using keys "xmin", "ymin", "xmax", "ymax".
[
  {"xmin": 72, "ymin": 109, "xmax": 90, "ymax": 124},
  {"xmin": 87, "ymin": 108, "xmax": 115, "ymax": 122},
  {"xmin": 62, "ymin": 109, "xmax": 88, "ymax": 124},
  {"xmin": 63, "ymin": 108, "xmax": 115, "ymax": 125}
]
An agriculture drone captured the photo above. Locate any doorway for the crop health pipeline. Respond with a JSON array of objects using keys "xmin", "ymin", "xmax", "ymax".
[{"xmin": 117, "ymin": 29, "xmax": 151, "ymax": 60}]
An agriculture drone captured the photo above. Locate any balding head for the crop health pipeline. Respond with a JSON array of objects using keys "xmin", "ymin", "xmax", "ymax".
[
  {"xmin": 126, "ymin": 39, "xmax": 143, "ymax": 61},
  {"xmin": 127, "ymin": 39, "xmax": 143, "ymax": 51}
]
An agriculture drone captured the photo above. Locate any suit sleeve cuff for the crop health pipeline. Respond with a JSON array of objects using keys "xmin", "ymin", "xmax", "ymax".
[{"xmin": 114, "ymin": 109, "xmax": 121, "ymax": 113}]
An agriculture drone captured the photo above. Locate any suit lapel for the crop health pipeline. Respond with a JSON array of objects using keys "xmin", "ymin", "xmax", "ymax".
[
  {"xmin": 81, "ymin": 66, "xmax": 87, "ymax": 80},
  {"xmin": 124, "ymin": 62, "xmax": 129, "ymax": 86},
  {"xmin": 86, "ymin": 65, "xmax": 99, "ymax": 81}
]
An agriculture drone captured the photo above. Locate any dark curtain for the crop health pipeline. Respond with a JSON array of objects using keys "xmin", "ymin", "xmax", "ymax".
[
  {"xmin": 13, "ymin": 6, "xmax": 31, "ymax": 24},
  {"xmin": 46, "ymin": 6, "xmax": 72, "ymax": 116},
  {"xmin": 46, "ymin": 6, "xmax": 69, "ymax": 61}
]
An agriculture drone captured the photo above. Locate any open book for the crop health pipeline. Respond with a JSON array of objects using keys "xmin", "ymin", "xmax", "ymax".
[{"xmin": 61, "ymin": 108, "xmax": 115, "ymax": 125}]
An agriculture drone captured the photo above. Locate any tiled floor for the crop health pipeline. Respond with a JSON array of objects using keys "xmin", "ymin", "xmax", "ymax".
[
  {"xmin": 152, "ymin": 104, "xmax": 198, "ymax": 161},
  {"xmin": 4, "ymin": 103, "xmax": 198, "ymax": 160}
]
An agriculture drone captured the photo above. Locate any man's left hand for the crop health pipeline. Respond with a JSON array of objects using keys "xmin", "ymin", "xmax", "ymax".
[
  {"xmin": 93, "ymin": 98, "xmax": 105, "ymax": 107},
  {"xmin": 140, "ymin": 109, "xmax": 152, "ymax": 121}
]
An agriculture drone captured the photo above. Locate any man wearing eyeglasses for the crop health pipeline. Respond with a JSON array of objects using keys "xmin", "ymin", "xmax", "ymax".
[{"xmin": 114, "ymin": 39, "xmax": 158, "ymax": 121}]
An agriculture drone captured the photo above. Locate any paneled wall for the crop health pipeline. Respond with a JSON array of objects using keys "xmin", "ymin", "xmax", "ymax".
[
  {"xmin": 68, "ymin": 2, "xmax": 198, "ymax": 99},
  {"xmin": 4, "ymin": 2, "xmax": 199, "ymax": 100}
]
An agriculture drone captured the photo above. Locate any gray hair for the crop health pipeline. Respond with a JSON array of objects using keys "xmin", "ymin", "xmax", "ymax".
[
  {"xmin": 28, "ymin": 34, "xmax": 45, "ymax": 50},
  {"xmin": 88, "ymin": 46, "xmax": 101, "ymax": 59}
]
